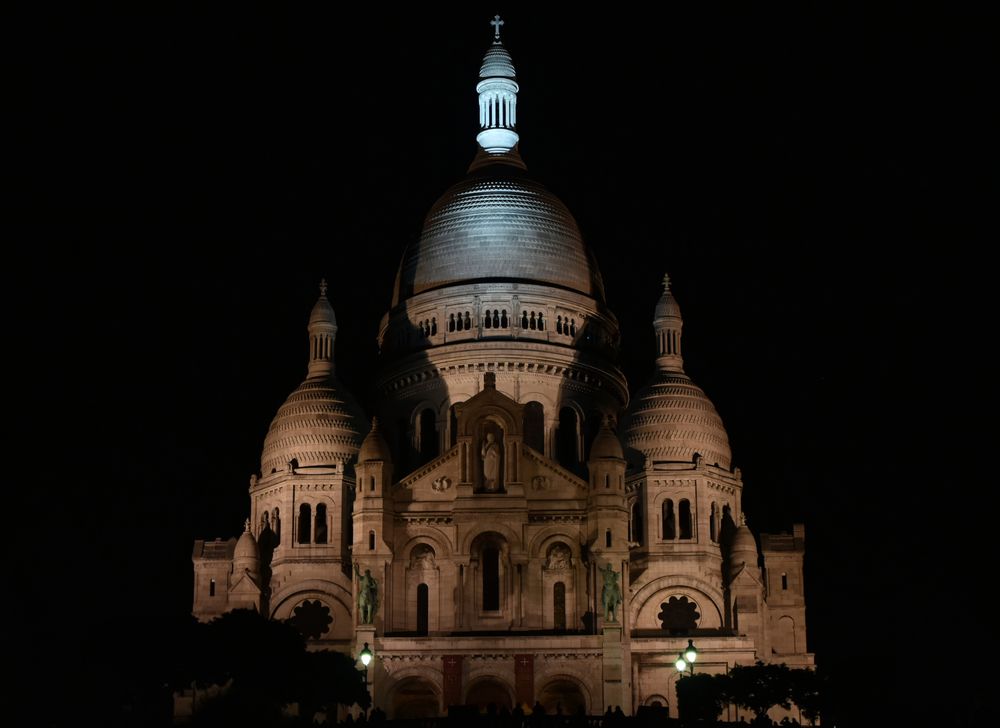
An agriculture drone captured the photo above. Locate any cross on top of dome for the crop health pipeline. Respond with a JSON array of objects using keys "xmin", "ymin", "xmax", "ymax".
[{"xmin": 490, "ymin": 14, "xmax": 504, "ymax": 40}]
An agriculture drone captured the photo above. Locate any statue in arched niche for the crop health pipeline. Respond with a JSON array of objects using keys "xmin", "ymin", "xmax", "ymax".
[{"xmin": 479, "ymin": 422, "xmax": 504, "ymax": 492}]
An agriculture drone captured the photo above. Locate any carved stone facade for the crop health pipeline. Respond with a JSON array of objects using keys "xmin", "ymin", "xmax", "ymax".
[{"xmin": 190, "ymin": 20, "xmax": 813, "ymax": 721}]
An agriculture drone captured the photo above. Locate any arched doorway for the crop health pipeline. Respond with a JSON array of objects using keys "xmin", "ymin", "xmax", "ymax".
[
  {"xmin": 465, "ymin": 677, "xmax": 513, "ymax": 711},
  {"xmin": 538, "ymin": 678, "xmax": 587, "ymax": 714},
  {"xmin": 391, "ymin": 677, "xmax": 440, "ymax": 719}
]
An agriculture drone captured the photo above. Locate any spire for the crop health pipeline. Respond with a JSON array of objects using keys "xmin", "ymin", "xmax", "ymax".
[
  {"xmin": 653, "ymin": 272, "xmax": 684, "ymax": 373},
  {"xmin": 476, "ymin": 15, "xmax": 520, "ymax": 154},
  {"xmin": 307, "ymin": 279, "xmax": 338, "ymax": 379}
]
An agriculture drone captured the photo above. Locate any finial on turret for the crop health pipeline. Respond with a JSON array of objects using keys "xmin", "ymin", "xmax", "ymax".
[
  {"xmin": 244, "ymin": 518, "xmax": 251, "ymax": 533},
  {"xmin": 739, "ymin": 512, "xmax": 747, "ymax": 527},
  {"xmin": 490, "ymin": 14, "xmax": 504, "ymax": 40},
  {"xmin": 319, "ymin": 278, "xmax": 328, "ymax": 297},
  {"xmin": 662, "ymin": 272, "xmax": 671, "ymax": 292}
]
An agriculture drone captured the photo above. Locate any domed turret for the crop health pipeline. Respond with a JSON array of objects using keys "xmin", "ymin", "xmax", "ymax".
[
  {"xmin": 476, "ymin": 15, "xmax": 519, "ymax": 154},
  {"xmin": 623, "ymin": 274, "xmax": 732, "ymax": 469},
  {"xmin": 589, "ymin": 416, "xmax": 624, "ymax": 460},
  {"xmin": 729, "ymin": 513, "xmax": 759, "ymax": 577},
  {"xmin": 358, "ymin": 417, "xmax": 392, "ymax": 463},
  {"xmin": 233, "ymin": 518, "xmax": 260, "ymax": 578},
  {"xmin": 261, "ymin": 282, "xmax": 365, "ymax": 474}
]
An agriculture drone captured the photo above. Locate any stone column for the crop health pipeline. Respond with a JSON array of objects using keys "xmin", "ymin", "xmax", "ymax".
[{"xmin": 601, "ymin": 623, "xmax": 624, "ymax": 713}]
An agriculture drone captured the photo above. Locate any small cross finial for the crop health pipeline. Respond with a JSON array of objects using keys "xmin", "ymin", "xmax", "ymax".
[
  {"xmin": 244, "ymin": 518, "xmax": 251, "ymax": 532},
  {"xmin": 490, "ymin": 14, "xmax": 504, "ymax": 40},
  {"xmin": 662, "ymin": 272, "xmax": 671, "ymax": 292},
  {"xmin": 319, "ymin": 278, "xmax": 328, "ymax": 297}
]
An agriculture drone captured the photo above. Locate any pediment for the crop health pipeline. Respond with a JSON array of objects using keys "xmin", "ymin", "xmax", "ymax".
[{"xmin": 229, "ymin": 570, "xmax": 262, "ymax": 595}]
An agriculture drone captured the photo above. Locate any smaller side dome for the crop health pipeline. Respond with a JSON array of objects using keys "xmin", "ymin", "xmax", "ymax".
[
  {"xmin": 589, "ymin": 416, "xmax": 624, "ymax": 460},
  {"xmin": 234, "ymin": 519, "xmax": 260, "ymax": 575},
  {"xmin": 358, "ymin": 417, "xmax": 392, "ymax": 463},
  {"xmin": 309, "ymin": 279, "xmax": 337, "ymax": 328},
  {"xmin": 729, "ymin": 514, "xmax": 759, "ymax": 575}
]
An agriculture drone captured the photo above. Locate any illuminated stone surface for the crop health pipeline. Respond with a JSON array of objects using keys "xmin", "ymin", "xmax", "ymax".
[{"xmin": 188, "ymin": 18, "xmax": 812, "ymax": 724}]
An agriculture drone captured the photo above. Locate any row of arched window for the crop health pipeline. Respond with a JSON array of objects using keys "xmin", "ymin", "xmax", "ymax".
[
  {"xmin": 555, "ymin": 316, "xmax": 577, "ymax": 336},
  {"xmin": 522, "ymin": 310, "xmax": 545, "ymax": 330},
  {"xmin": 418, "ymin": 318, "xmax": 437, "ymax": 337},
  {"xmin": 483, "ymin": 309, "xmax": 509, "ymax": 329},
  {"xmin": 311, "ymin": 334, "xmax": 332, "ymax": 360},
  {"xmin": 663, "ymin": 499, "xmax": 693, "ymax": 540},
  {"xmin": 448, "ymin": 312, "xmax": 473, "ymax": 332},
  {"xmin": 296, "ymin": 503, "xmax": 329, "ymax": 544}
]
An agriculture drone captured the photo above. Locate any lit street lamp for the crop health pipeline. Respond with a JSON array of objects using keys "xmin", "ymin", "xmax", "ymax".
[
  {"xmin": 674, "ymin": 639, "xmax": 698, "ymax": 676},
  {"xmin": 358, "ymin": 642, "xmax": 373, "ymax": 714}
]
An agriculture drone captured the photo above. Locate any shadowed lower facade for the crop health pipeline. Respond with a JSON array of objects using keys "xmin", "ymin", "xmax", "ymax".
[{"xmin": 189, "ymin": 18, "xmax": 813, "ymax": 721}]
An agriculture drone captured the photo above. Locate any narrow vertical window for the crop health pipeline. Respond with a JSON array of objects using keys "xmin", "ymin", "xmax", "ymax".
[
  {"xmin": 370, "ymin": 475, "xmax": 376, "ymax": 492},
  {"xmin": 417, "ymin": 583, "xmax": 429, "ymax": 635},
  {"xmin": 605, "ymin": 529, "xmax": 612, "ymax": 547},
  {"xmin": 530, "ymin": 312, "xmax": 537, "ymax": 330},
  {"xmin": 556, "ymin": 407, "xmax": 579, "ymax": 470},
  {"xmin": 314, "ymin": 503, "xmax": 328, "ymax": 544},
  {"xmin": 710, "ymin": 502, "xmax": 718, "ymax": 542},
  {"xmin": 419, "ymin": 408, "xmax": 438, "ymax": 464},
  {"xmin": 483, "ymin": 547, "xmax": 500, "ymax": 610},
  {"xmin": 464, "ymin": 312, "xmax": 472, "ymax": 330},
  {"xmin": 537, "ymin": 312, "xmax": 544, "ymax": 330},
  {"xmin": 662, "ymin": 500, "xmax": 675, "ymax": 540},
  {"xmin": 521, "ymin": 311, "xmax": 529, "ymax": 329},
  {"xmin": 431, "ymin": 317, "xmax": 437, "ymax": 335},
  {"xmin": 554, "ymin": 582, "xmax": 566, "ymax": 630},
  {"xmin": 679, "ymin": 499, "xmax": 692, "ymax": 539},
  {"xmin": 368, "ymin": 530, "xmax": 376, "ymax": 551},
  {"xmin": 605, "ymin": 473, "xmax": 610, "ymax": 489},
  {"xmin": 484, "ymin": 311, "xmax": 492, "ymax": 328},
  {"xmin": 209, "ymin": 578, "xmax": 216, "ymax": 597},
  {"xmin": 631, "ymin": 500, "xmax": 644, "ymax": 545},
  {"xmin": 523, "ymin": 401, "xmax": 545, "ymax": 452},
  {"xmin": 557, "ymin": 316, "xmax": 563, "ymax": 334},
  {"xmin": 493, "ymin": 309, "xmax": 500, "ymax": 328},
  {"xmin": 449, "ymin": 313, "xmax": 456, "ymax": 332},
  {"xmin": 781, "ymin": 573, "xmax": 788, "ymax": 590},
  {"xmin": 298, "ymin": 504, "xmax": 311, "ymax": 544},
  {"xmin": 501, "ymin": 310, "xmax": 508, "ymax": 328}
]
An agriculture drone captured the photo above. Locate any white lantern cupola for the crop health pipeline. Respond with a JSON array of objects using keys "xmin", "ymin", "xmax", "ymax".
[{"xmin": 476, "ymin": 15, "xmax": 520, "ymax": 154}]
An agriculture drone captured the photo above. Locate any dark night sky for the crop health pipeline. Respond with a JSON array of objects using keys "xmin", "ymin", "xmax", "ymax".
[{"xmin": 12, "ymin": 4, "xmax": 993, "ymax": 724}]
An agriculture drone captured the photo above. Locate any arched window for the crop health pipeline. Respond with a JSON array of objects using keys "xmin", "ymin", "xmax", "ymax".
[
  {"xmin": 537, "ymin": 312, "xmax": 545, "ymax": 330},
  {"xmin": 431, "ymin": 317, "xmax": 437, "ymax": 335},
  {"xmin": 368, "ymin": 530, "xmax": 376, "ymax": 551},
  {"xmin": 710, "ymin": 502, "xmax": 718, "ymax": 542},
  {"xmin": 370, "ymin": 475, "xmax": 376, "ymax": 492},
  {"xmin": 662, "ymin": 499, "xmax": 676, "ymax": 540},
  {"xmin": 679, "ymin": 499, "xmax": 692, "ymax": 539},
  {"xmin": 556, "ymin": 407, "xmax": 579, "ymax": 470},
  {"xmin": 209, "ymin": 578, "xmax": 216, "ymax": 597},
  {"xmin": 464, "ymin": 312, "xmax": 471, "ymax": 330},
  {"xmin": 521, "ymin": 311, "xmax": 529, "ymax": 329},
  {"xmin": 419, "ymin": 408, "xmax": 437, "ymax": 464},
  {"xmin": 554, "ymin": 582, "xmax": 566, "ymax": 630},
  {"xmin": 493, "ymin": 309, "xmax": 500, "ymax": 328},
  {"xmin": 524, "ymin": 401, "xmax": 545, "ymax": 452},
  {"xmin": 484, "ymin": 311, "xmax": 492, "ymax": 328},
  {"xmin": 417, "ymin": 583, "xmax": 429, "ymax": 635},
  {"xmin": 483, "ymin": 547, "xmax": 500, "ymax": 611},
  {"xmin": 557, "ymin": 316, "xmax": 563, "ymax": 334},
  {"xmin": 781, "ymin": 572, "xmax": 788, "ymax": 590},
  {"xmin": 298, "ymin": 504, "xmax": 311, "ymax": 544},
  {"xmin": 530, "ymin": 312, "xmax": 537, "ymax": 330},
  {"xmin": 314, "ymin": 503, "xmax": 328, "ymax": 544},
  {"xmin": 631, "ymin": 500, "xmax": 644, "ymax": 545},
  {"xmin": 500, "ymin": 310, "xmax": 508, "ymax": 328},
  {"xmin": 570, "ymin": 319, "xmax": 576, "ymax": 336},
  {"xmin": 449, "ymin": 313, "xmax": 456, "ymax": 332},
  {"xmin": 273, "ymin": 508, "xmax": 281, "ymax": 544},
  {"xmin": 449, "ymin": 405, "xmax": 458, "ymax": 447}
]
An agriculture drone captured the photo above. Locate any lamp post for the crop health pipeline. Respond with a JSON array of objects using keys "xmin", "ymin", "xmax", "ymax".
[
  {"xmin": 358, "ymin": 642, "xmax": 373, "ymax": 715},
  {"xmin": 674, "ymin": 639, "xmax": 698, "ymax": 677}
]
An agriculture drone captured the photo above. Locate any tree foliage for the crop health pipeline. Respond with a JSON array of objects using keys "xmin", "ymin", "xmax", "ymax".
[{"xmin": 676, "ymin": 672, "xmax": 725, "ymax": 722}]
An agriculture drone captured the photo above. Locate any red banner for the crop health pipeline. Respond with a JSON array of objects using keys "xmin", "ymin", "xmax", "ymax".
[
  {"xmin": 515, "ymin": 653, "xmax": 534, "ymax": 708},
  {"xmin": 443, "ymin": 654, "xmax": 464, "ymax": 708}
]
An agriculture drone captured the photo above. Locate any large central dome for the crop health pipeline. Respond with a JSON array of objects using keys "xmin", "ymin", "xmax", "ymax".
[{"xmin": 392, "ymin": 167, "xmax": 606, "ymax": 305}]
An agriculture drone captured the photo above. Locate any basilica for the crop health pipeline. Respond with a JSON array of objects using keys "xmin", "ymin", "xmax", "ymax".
[{"xmin": 190, "ymin": 19, "xmax": 813, "ymax": 720}]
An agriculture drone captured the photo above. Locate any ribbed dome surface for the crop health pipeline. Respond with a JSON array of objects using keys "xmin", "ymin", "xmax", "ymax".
[
  {"xmin": 480, "ymin": 42, "xmax": 516, "ymax": 78},
  {"xmin": 394, "ymin": 172, "xmax": 605, "ymax": 303},
  {"xmin": 261, "ymin": 378, "xmax": 365, "ymax": 474},
  {"xmin": 622, "ymin": 371, "xmax": 732, "ymax": 469}
]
